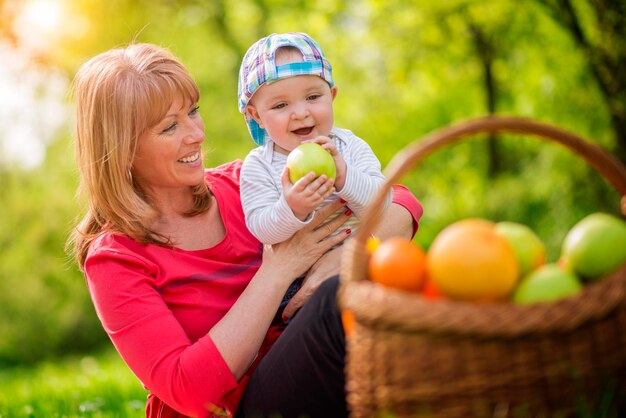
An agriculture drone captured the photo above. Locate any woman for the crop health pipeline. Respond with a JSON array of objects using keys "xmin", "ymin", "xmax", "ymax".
[{"xmin": 69, "ymin": 43, "xmax": 422, "ymax": 418}]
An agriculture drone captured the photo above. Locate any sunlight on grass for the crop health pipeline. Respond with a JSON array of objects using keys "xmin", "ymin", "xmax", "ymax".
[{"xmin": 0, "ymin": 348, "xmax": 147, "ymax": 417}]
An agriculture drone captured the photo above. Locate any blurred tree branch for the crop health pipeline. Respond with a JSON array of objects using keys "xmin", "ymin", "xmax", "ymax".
[{"xmin": 536, "ymin": 0, "xmax": 626, "ymax": 164}]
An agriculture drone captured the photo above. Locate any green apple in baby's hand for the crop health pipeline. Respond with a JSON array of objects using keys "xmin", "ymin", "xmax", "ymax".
[
  {"xmin": 286, "ymin": 143, "xmax": 336, "ymax": 183},
  {"xmin": 562, "ymin": 212, "xmax": 626, "ymax": 281},
  {"xmin": 495, "ymin": 221, "xmax": 546, "ymax": 277},
  {"xmin": 513, "ymin": 263, "xmax": 582, "ymax": 305}
]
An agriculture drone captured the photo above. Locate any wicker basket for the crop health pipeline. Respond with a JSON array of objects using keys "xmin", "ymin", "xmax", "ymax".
[{"xmin": 339, "ymin": 116, "xmax": 626, "ymax": 418}]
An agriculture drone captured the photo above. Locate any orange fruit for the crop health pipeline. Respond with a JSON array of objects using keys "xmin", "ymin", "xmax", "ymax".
[
  {"xmin": 341, "ymin": 310, "xmax": 356, "ymax": 336},
  {"xmin": 368, "ymin": 237, "xmax": 426, "ymax": 292},
  {"xmin": 366, "ymin": 235, "xmax": 381, "ymax": 254},
  {"xmin": 427, "ymin": 219, "xmax": 519, "ymax": 301},
  {"xmin": 421, "ymin": 275, "xmax": 443, "ymax": 300}
]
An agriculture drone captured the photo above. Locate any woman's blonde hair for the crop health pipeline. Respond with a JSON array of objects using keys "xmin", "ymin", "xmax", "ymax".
[{"xmin": 68, "ymin": 43, "xmax": 210, "ymax": 269}]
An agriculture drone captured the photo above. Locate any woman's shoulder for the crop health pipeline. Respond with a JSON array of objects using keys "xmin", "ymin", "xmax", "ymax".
[
  {"xmin": 205, "ymin": 159, "xmax": 243, "ymax": 182},
  {"xmin": 87, "ymin": 231, "xmax": 150, "ymax": 261},
  {"xmin": 205, "ymin": 159, "xmax": 244, "ymax": 203},
  {"xmin": 85, "ymin": 230, "xmax": 167, "ymax": 277}
]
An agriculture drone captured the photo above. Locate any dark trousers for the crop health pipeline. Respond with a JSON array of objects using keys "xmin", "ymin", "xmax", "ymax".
[{"xmin": 237, "ymin": 276, "xmax": 348, "ymax": 418}]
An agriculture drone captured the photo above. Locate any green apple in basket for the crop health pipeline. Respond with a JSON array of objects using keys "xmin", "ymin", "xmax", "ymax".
[
  {"xmin": 286, "ymin": 143, "xmax": 336, "ymax": 183},
  {"xmin": 561, "ymin": 213, "xmax": 626, "ymax": 281},
  {"xmin": 495, "ymin": 221, "xmax": 547, "ymax": 277},
  {"xmin": 513, "ymin": 263, "xmax": 582, "ymax": 305}
]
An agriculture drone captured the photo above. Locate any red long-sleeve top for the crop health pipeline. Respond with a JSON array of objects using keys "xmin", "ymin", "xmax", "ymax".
[{"xmin": 84, "ymin": 159, "xmax": 422, "ymax": 417}]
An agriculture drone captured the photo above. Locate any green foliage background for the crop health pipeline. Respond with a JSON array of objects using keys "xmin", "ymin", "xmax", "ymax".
[{"xmin": 0, "ymin": 0, "xmax": 623, "ymax": 367}]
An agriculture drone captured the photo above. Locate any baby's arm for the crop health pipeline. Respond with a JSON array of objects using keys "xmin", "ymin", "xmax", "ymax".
[
  {"xmin": 329, "ymin": 131, "xmax": 391, "ymax": 217},
  {"xmin": 241, "ymin": 153, "xmax": 316, "ymax": 244}
]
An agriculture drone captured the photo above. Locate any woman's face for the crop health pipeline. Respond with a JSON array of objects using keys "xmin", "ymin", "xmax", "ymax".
[{"xmin": 132, "ymin": 95, "xmax": 205, "ymax": 197}]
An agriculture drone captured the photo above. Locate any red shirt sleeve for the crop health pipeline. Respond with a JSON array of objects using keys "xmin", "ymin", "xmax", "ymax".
[
  {"xmin": 85, "ymin": 245, "xmax": 239, "ymax": 417},
  {"xmin": 391, "ymin": 184, "xmax": 424, "ymax": 238}
]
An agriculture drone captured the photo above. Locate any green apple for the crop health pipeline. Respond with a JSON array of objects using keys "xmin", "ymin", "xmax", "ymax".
[
  {"xmin": 286, "ymin": 143, "xmax": 336, "ymax": 183},
  {"xmin": 562, "ymin": 213, "xmax": 626, "ymax": 281},
  {"xmin": 513, "ymin": 263, "xmax": 582, "ymax": 305},
  {"xmin": 495, "ymin": 221, "xmax": 546, "ymax": 277}
]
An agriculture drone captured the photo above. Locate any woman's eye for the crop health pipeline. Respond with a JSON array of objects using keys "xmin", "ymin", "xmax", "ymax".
[
  {"xmin": 161, "ymin": 123, "xmax": 176, "ymax": 134},
  {"xmin": 189, "ymin": 105, "xmax": 200, "ymax": 116}
]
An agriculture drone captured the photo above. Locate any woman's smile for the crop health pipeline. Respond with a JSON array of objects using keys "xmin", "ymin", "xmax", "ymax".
[{"xmin": 178, "ymin": 151, "xmax": 201, "ymax": 164}]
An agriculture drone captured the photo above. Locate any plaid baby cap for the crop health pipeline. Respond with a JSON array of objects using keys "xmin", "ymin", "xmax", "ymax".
[{"xmin": 237, "ymin": 32, "xmax": 334, "ymax": 145}]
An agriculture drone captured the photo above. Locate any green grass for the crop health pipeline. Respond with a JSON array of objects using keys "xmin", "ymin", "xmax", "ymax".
[
  {"xmin": 1, "ymin": 347, "xmax": 622, "ymax": 418},
  {"xmin": 0, "ymin": 348, "xmax": 148, "ymax": 418}
]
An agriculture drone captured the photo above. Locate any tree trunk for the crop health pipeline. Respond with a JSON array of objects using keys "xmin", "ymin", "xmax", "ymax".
[{"xmin": 468, "ymin": 23, "xmax": 502, "ymax": 177}]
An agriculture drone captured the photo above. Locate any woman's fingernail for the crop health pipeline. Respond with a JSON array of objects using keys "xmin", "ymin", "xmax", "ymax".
[
  {"xmin": 340, "ymin": 199, "xmax": 347, "ymax": 204},
  {"xmin": 345, "ymin": 229, "xmax": 352, "ymax": 235},
  {"xmin": 344, "ymin": 209, "xmax": 352, "ymax": 216}
]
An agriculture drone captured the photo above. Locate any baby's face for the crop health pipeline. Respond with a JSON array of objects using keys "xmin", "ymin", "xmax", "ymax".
[{"xmin": 246, "ymin": 74, "xmax": 337, "ymax": 154}]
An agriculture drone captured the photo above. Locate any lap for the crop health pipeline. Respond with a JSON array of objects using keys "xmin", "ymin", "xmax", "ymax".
[{"xmin": 237, "ymin": 276, "xmax": 348, "ymax": 418}]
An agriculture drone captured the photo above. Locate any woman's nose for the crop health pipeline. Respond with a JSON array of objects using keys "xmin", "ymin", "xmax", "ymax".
[{"xmin": 185, "ymin": 120, "xmax": 205, "ymax": 144}]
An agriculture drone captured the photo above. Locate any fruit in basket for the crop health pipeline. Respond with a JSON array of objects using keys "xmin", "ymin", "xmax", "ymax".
[
  {"xmin": 427, "ymin": 219, "xmax": 519, "ymax": 301},
  {"xmin": 341, "ymin": 310, "xmax": 356, "ymax": 336},
  {"xmin": 562, "ymin": 213, "xmax": 626, "ymax": 281},
  {"xmin": 366, "ymin": 235, "xmax": 381, "ymax": 254},
  {"xmin": 368, "ymin": 237, "xmax": 426, "ymax": 292},
  {"xmin": 421, "ymin": 275, "xmax": 443, "ymax": 300},
  {"xmin": 495, "ymin": 221, "xmax": 546, "ymax": 276},
  {"xmin": 286, "ymin": 142, "xmax": 336, "ymax": 183},
  {"xmin": 512, "ymin": 263, "xmax": 582, "ymax": 304}
]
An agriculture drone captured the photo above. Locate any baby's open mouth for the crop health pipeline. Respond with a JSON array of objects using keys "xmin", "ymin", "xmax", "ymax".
[{"xmin": 292, "ymin": 127, "xmax": 313, "ymax": 136}]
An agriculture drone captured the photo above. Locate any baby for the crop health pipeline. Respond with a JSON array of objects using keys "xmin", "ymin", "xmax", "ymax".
[{"xmin": 237, "ymin": 32, "xmax": 390, "ymax": 313}]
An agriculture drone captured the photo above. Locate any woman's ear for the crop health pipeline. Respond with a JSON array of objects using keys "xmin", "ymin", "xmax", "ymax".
[{"xmin": 245, "ymin": 105, "xmax": 264, "ymax": 128}]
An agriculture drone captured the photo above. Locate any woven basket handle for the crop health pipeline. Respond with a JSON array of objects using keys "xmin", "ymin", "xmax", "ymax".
[{"xmin": 343, "ymin": 115, "xmax": 626, "ymax": 283}]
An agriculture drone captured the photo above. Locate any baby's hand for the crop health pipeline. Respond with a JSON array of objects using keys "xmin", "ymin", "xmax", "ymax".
[
  {"xmin": 281, "ymin": 168, "xmax": 335, "ymax": 221},
  {"xmin": 306, "ymin": 135, "xmax": 347, "ymax": 191}
]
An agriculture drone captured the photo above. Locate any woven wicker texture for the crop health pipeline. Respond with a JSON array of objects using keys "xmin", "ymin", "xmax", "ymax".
[{"xmin": 339, "ymin": 116, "xmax": 626, "ymax": 418}]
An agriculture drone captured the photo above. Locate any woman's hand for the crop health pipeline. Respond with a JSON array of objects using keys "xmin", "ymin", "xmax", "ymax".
[
  {"xmin": 210, "ymin": 199, "xmax": 350, "ymax": 379},
  {"xmin": 261, "ymin": 199, "xmax": 351, "ymax": 289},
  {"xmin": 282, "ymin": 194, "xmax": 418, "ymax": 319},
  {"xmin": 282, "ymin": 244, "xmax": 344, "ymax": 320}
]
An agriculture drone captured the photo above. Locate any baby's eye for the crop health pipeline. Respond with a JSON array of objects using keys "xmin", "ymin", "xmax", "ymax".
[
  {"xmin": 272, "ymin": 103, "xmax": 286, "ymax": 110},
  {"xmin": 307, "ymin": 94, "xmax": 321, "ymax": 101}
]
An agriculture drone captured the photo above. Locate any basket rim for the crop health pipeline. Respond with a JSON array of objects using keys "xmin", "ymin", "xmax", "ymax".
[
  {"xmin": 340, "ymin": 262, "xmax": 626, "ymax": 337},
  {"xmin": 349, "ymin": 115, "xmax": 626, "ymax": 247}
]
